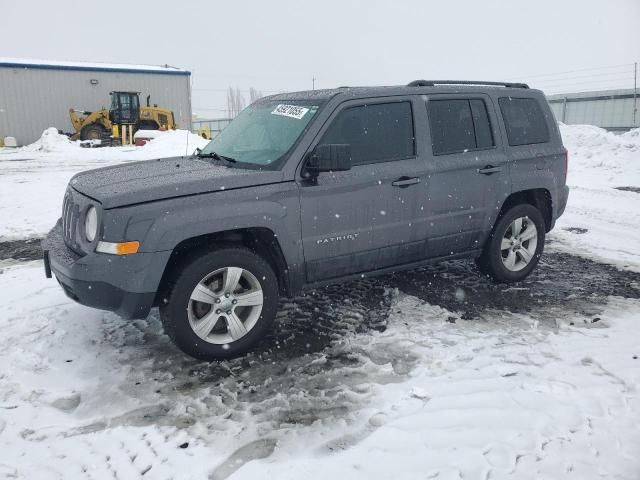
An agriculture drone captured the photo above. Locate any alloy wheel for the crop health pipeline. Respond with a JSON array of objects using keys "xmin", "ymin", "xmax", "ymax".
[
  {"xmin": 187, "ymin": 267, "xmax": 264, "ymax": 344},
  {"xmin": 500, "ymin": 216, "xmax": 538, "ymax": 272}
]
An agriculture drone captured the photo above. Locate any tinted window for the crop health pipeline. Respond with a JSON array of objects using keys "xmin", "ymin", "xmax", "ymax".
[
  {"xmin": 499, "ymin": 97, "xmax": 549, "ymax": 146},
  {"xmin": 320, "ymin": 102, "xmax": 414, "ymax": 165},
  {"xmin": 428, "ymin": 99, "xmax": 495, "ymax": 155},
  {"xmin": 428, "ymin": 99, "xmax": 475, "ymax": 155}
]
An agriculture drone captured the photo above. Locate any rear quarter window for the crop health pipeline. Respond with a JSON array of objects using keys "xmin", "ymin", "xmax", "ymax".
[{"xmin": 499, "ymin": 97, "xmax": 550, "ymax": 146}]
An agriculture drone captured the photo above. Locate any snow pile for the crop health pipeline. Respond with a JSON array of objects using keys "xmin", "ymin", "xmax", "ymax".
[
  {"xmin": 549, "ymin": 124, "xmax": 640, "ymax": 271},
  {"xmin": 129, "ymin": 128, "xmax": 210, "ymax": 159},
  {"xmin": 19, "ymin": 127, "xmax": 75, "ymax": 153},
  {"xmin": 560, "ymin": 124, "xmax": 640, "ymax": 187},
  {"xmin": 4, "ymin": 127, "xmax": 209, "ymax": 161}
]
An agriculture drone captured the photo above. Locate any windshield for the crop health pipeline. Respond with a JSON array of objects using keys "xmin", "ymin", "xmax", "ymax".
[{"xmin": 199, "ymin": 100, "xmax": 321, "ymax": 169}]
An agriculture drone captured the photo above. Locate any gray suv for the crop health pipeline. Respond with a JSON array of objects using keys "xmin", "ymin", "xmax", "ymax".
[{"xmin": 43, "ymin": 80, "xmax": 569, "ymax": 360}]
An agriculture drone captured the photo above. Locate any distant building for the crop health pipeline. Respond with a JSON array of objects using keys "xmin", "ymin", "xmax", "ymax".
[
  {"xmin": 0, "ymin": 58, "xmax": 192, "ymax": 145},
  {"xmin": 547, "ymin": 89, "xmax": 639, "ymax": 131}
]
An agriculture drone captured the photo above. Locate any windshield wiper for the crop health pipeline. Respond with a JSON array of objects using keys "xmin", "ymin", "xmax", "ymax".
[{"xmin": 195, "ymin": 149, "xmax": 237, "ymax": 164}]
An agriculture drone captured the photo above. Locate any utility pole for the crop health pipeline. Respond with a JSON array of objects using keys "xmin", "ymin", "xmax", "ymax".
[
  {"xmin": 634, "ymin": 62, "xmax": 638, "ymax": 126},
  {"xmin": 312, "ymin": 77, "xmax": 316, "ymax": 90}
]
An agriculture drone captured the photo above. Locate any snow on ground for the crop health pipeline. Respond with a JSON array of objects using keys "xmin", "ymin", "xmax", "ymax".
[
  {"xmin": 1, "ymin": 259, "xmax": 638, "ymax": 479},
  {"xmin": 0, "ymin": 128, "xmax": 209, "ymax": 240},
  {"xmin": 0, "ymin": 124, "xmax": 639, "ymax": 479},
  {"xmin": 549, "ymin": 124, "xmax": 640, "ymax": 271}
]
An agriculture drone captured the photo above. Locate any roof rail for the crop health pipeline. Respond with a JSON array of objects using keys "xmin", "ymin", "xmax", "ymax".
[{"xmin": 407, "ymin": 80, "xmax": 529, "ymax": 89}]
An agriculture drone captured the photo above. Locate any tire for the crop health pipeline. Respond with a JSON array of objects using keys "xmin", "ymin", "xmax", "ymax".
[
  {"xmin": 160, "ymin": 247, "xmax": 279, "ymax": 360},
  {"xmin": 80, "ymin": 123, "xmax": 106, "ymax": 141},
  {"xmin": 475, "ymin": 204, "xmax": 545, "ymax": 283}
]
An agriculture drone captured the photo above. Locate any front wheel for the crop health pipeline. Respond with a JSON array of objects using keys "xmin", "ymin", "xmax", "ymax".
[
  {"xmin": 80, "ymin": 123, "xmax": 106, "ymax": 141},
  {"xmin": 160, "ymin": 247, "xmax": 279, "ymax": 360},
  {"xmin": 475, "ymin": 204, "xmax": 545, "ymax": 283}
]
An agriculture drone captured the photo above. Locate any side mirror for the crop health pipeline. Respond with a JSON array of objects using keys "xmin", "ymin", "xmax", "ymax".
[{"xmin": 305, "ymin": 144, "xmax": 351, "ymax": 176}]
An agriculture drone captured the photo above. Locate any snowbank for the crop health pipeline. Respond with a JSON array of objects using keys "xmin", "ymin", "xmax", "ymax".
[
  {"xmin": 18, "ymin": 127, "xmax": 76, "ymax": 153},
  {"xmin": 4, "ymin": 127, "xmax": 209, "ymax": 161},
  {"xmin": 560, "ymin": 124, "xmax": 640, "ymax": 187},
  {"xmin": 549, "ymin": 124, "xmax": 640, "ymax": 270}
]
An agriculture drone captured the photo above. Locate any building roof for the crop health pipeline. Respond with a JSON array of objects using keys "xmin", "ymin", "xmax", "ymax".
[
  {"xmin": 546, "ymin": 88, "xmax": 638, "ymax": 102},
  {"xmin": 0, "ymin": 57, "xmax": 190, "ymax": 76}
]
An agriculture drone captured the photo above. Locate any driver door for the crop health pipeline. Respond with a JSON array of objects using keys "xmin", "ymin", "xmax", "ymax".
[{"xmin": 299, "ymin": 98, "xmax": 428, "ymax": 282}]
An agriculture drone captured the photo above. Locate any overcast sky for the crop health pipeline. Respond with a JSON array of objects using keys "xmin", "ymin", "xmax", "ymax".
[{"xmin": 2, "ymin": 0, "xmax": 639, "ymax": 117}]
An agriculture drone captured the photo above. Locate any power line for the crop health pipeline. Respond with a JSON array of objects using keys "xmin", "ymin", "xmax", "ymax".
[{"xmin": 506, "ymin": 62, "xmax": 635, "ymax": 81}]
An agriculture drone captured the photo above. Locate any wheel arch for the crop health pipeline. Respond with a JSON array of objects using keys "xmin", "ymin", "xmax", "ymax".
[
  {"xmin": 497, "ymin": 188, "xmax": 552, "ymax": 232},
  {"xmin": 155, "ymin": 227, "xmax": 290, "ymax": 307}
]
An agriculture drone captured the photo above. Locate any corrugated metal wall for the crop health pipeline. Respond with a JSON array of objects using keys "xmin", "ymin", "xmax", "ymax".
[
  {"xmin": 547, "ymin": 89, "xmax": 639, "ymax": 131},
  {"xmin": 0, "ymin": 65, "xmax": 192, "ymax": 145}
]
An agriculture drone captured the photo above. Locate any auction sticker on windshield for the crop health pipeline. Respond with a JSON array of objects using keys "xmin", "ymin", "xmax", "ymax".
[{"xmin": 271, "ymin": 104, "xmax": 310, "ymax": 119}]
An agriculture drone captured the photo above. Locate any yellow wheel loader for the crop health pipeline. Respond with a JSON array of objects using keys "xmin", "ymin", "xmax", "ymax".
[{"xmin": 69, "ymin": 91, "xmax": 176, "ymax": 143}]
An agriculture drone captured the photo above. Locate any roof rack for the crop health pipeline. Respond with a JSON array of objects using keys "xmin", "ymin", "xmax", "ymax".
[{"xmin": 407, "ymin": 80, "xmax": 529, "ymax": 89}]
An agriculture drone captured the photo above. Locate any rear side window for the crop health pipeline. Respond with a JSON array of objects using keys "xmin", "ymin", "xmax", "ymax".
[
  {"xmin": 320, "ymin": 102, "xmax": 415, "ymax": 165},
  {"xmin": 499, "ymin": 97, "xmax": 549, "ymax": 146},
  {"xmin": 428, "ymin": 99, "xmax": 495, "ymax": 155}
]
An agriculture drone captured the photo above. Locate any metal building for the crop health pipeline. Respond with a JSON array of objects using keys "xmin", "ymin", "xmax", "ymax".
[
  {"xmin": 0, "ymin": 58, "xmax": 192, "ymax": 145},
  {"xmin": 547, "ymin": 89, "xmax": 639, "ymax": 131}
]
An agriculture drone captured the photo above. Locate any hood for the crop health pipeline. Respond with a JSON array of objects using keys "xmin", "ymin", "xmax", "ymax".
[{"xmin": 70, "ymin": 157, "xmax": 285, "ymax": 209}]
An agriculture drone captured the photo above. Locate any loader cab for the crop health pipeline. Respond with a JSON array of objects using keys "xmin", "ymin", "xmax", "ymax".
[{"xmin": 109, "ymin": 92, "xmax": 140, "ymax": 124}]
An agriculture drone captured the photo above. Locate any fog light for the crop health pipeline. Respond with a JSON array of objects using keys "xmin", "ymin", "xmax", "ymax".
[{"xmin": 96, "ymin": 241, "xmax": 140, "ymax": 255}]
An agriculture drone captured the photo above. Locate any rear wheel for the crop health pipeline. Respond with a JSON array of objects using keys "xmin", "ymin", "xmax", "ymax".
[
  {"xmin": 160, "ymin": 247, "xmax": 279, "ymax": 360},
  {"xmin": 476, "ymin": 204, "xmax": 545, "ymax": 283},
  {"xmin": 80, "ymin": 123, "xmax": 106, "ymax": 141}
]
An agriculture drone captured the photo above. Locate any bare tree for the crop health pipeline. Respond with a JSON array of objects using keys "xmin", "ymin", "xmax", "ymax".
[
  {"xmin": 226, "ymin": 87, "xmax": 246, "ymax": 118},
  {"xmin": 249, "ymin": 87, "xmax": 263, "ymax": 103}
]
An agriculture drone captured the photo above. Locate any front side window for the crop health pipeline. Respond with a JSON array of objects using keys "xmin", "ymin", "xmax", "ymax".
[
  {"xmin": 499, "ymin": 97, "xmax": 549, "ymax": 146},
  {"xmin": 319, "ymin": 102, "xmax": 415, "ymax": 166},
  {"xmin": 198, "ymin": 100, "xmax": 321, "ymax": 169},
  {"xmin": 428, "ymin": 98, "xmax": 495, "ymax": 156}
]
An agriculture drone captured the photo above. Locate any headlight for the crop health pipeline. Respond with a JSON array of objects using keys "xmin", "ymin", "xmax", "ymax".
[{"xmin": 85, "ymin": 206, "xmax": 98, "ymax": 242}]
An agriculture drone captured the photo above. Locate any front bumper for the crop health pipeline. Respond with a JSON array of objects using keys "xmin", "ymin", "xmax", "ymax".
[{"xmin": 42, "ymin": 220, "xmax": 171, "ymax": 319}]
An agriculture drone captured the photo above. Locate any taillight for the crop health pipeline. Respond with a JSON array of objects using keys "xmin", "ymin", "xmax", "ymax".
[{"xmin": 562, "ymin": 146, "xmax": 568, "ymax": 182}]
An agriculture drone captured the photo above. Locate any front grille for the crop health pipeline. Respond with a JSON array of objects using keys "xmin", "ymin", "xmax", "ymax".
[{"xmin": 62, "ymin": 191, "xmax": 83, "ymax": 255}]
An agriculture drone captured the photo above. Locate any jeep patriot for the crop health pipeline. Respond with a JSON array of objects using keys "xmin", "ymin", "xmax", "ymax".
[{"xmin": 43, "ymin": 80, "xmax": 569, "ymax": 360}]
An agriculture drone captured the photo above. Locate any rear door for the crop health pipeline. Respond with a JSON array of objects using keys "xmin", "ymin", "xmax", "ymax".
[
  {"xmin": 298, "ymin": 97, "xmax": 428, "ymax": 282},
  {"xmin": 422, "ymin": 94, "xmax": 510, "ymax": 257}
]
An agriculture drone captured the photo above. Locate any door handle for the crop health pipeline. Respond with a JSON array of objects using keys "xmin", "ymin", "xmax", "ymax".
[
  {"xmin": 477, "ymin": 165, "xmax": 502, "ymax": 175},
  {"xmin": 392, "ymin": 176, "xmax": 421, "ymax": 188}
]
